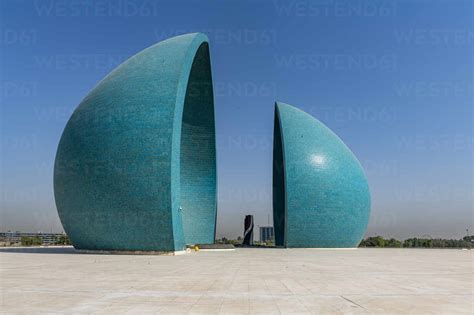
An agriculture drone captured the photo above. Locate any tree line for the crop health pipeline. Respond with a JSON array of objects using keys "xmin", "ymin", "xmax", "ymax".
[
  {"xmin": 359, "ymin": 236, "xmax": 472, "ymax": 248},
  {"xmin": 18, "ymin": 234, "xmax": 472, "ymax": 248}
]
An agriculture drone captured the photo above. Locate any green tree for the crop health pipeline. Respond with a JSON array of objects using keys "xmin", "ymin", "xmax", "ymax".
[
  {"xmin": 21, "ymin": 236, "xmax": 42, "ymax": 246},
  {"xmin": 361, "ymin": 236, "xmax": 386, "ymax": 247},
  {"xmin": 55, "ymin": 235, "xmax": 71, "ymax": 245},
  {"xmin": 386, "ymin": 238, "xmax": 402, "ymax": 248},
  {"xmin": 21, "ymin": 236, "xmax": 32, "ymax": 246}
]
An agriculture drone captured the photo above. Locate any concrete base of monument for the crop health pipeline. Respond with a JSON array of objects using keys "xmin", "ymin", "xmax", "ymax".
[
  {"xmin": 76, "ymin": 249, "xmax": 190, "ymax": 255},
  {"xmin": 238, "ymin": 247, "xmax": 359, "ymax": 250},
  {"xmin": 198, "ymin": 248, "xmax": 235, "ymax": 251},
  {"xmin": 299, "ymin": 247, "xmax": 358, "ymax": 250},
  {"xmin": 193, "ymin": 243, "xmax": 236, "ymax": 251}
]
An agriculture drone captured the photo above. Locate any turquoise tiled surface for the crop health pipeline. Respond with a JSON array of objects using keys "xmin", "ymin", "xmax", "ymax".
[
  {"xmin": 273, "ymin": 102, "xmax": 371, "ymax": 248},
  {"xmin": 54, "ymin": 33, "xmax": 217, "ymax": 252}
]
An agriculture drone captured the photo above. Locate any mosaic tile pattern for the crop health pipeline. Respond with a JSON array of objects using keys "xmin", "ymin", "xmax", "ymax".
[
  {"xmin": 273, "ymin": 102, "xmax": 371, "ymax": 247},
  {"xmin": 54, "ymin": 33, "xmax": 217, "ymax": 252}
]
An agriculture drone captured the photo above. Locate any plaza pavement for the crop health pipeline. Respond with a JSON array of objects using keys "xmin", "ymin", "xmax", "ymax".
[{"xmin": 0, "ymin": 247, "xmax": 472, "ymax": 314}]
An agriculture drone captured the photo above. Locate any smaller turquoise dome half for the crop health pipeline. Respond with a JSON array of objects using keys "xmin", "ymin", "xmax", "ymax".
[{"xmin": 273, "ymin": 102, "xmax": 371, "ymax": 248}]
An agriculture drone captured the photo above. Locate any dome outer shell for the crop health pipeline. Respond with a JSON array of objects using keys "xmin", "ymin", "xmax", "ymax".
[
  {"xmin": 273, "ymin": 102, "xmax": 371, "ymax": 248},
  {"xmin": 54, "ymin": 33, "xmax": 217, "ymax": 252}
]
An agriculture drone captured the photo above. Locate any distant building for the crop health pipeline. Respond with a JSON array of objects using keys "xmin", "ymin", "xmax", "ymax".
[
  {"xmin": 259, "ymin": 226, "xmax": 274, "ymax": 243},
  {"xmin": 0, "ymin": 231, "xmax": 66, "ymax": 245},
  {"xmin": 243, "ymin": 215, "xmax": 254, "ymax": 246}
]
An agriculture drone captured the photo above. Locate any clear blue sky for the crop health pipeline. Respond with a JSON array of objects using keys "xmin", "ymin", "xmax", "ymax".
[{"xmin": 1, "ymin": 0, "xmax": 472, "ymax": 239}]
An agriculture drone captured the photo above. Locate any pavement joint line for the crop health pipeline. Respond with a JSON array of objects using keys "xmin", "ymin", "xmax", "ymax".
[{"xmin": 340, "ymin": 295, "xmax": 367, "ymax": 309}]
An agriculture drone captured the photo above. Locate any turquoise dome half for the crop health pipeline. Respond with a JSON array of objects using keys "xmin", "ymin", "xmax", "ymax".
[
  {"xmin": 273, "ymin": 102, "xmax": 371, "ymax": 248},
  {"xmin": 54, "ymin": 33, "xmax": 217, "ymax": 252}
]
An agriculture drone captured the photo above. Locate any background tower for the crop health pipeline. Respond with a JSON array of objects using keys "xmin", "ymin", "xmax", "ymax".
[{"xmin": 243, "ymin": 215, "xmax": 254, "ymax": 246}]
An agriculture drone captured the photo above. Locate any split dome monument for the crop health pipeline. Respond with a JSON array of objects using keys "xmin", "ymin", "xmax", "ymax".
[{"xmin": 54, "ymin": 33, "xmax": 371, "ymax": 253}]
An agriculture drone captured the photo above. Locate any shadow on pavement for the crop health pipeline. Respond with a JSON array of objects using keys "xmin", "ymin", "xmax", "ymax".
[{"xmin": 0, "ymin": 246, "xmax": 78, "ymax": 254}]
